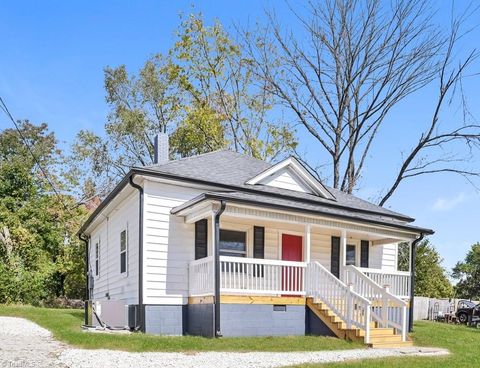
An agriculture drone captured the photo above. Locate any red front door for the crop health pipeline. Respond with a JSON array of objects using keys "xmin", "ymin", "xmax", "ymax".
[{"xmin": 282, "ymin": 234, "xmax": 303, "ymax": 294}]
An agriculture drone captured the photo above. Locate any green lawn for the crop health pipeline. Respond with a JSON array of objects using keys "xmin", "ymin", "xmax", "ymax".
[
  {"xmin": 0, "ymin": 304, "xmax": 360, "ymax": 352},
  {"xmin": 294, "ymin": 321, "xmax": 480, "ymax": 367},
  {"xmin": 1, "ymin": 304, "xmax": 478, "ymax": 367}
]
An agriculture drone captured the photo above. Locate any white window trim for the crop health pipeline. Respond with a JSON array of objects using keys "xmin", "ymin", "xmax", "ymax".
[
  {"xmin": 120, "ymin": 227, "xmax": 128, "ymax": 276},
  {"xmin": 94, "ymin": 238, "xmax": 100, "ymax": 278},
  {"xmin": 219, "ymin": 226, "xmax": 250, "ymax": 258}
]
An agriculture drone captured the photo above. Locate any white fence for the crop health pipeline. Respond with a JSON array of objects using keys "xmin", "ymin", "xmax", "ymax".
[{"xmin": 413, "ymin": 297, "xmax": 480, "ymax": 321}]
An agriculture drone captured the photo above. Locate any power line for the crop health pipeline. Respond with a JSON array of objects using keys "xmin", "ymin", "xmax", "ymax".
[{"xmin": 0, "ymin": 96, "xmax": 74, "ymax": 217}]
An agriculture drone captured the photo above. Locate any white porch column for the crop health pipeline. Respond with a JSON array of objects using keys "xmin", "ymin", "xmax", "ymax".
[
  {"xmin": 305, "ymin": 224, "xmax": 311, "ymax": 263},
  {"xmin": 340, "ymin": 229, "xmax": 347, "ymax": 281}
]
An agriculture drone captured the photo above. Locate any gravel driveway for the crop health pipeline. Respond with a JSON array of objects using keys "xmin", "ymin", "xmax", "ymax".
[{"xmin": 0, "ymin": 317, "xmax": 449, "ymax": 368}]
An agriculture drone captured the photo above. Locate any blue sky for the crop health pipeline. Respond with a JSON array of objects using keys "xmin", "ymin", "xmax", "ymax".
[{"xmin": 1, "ymin": 1, "xmax": 479, "ymax": 273}]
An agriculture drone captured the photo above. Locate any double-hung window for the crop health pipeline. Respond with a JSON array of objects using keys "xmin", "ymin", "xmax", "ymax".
[
  {"xmin": 95, "ymin": 241, "xmax": 100, "ymax": 276},
  {"xmin": 219, "ymin": 229, "xmax": 247, "ymax": 257},
  {"xmin": 120, "ymin": 230, "xmax": 127, "ymax": 274}
]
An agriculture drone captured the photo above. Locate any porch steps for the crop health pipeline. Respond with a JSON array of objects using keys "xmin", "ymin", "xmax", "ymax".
[{"xmin": 306, "ymin": 298, "xmax": 413, "ymax": 348}]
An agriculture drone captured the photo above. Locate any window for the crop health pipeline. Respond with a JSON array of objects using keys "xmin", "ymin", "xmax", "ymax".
[
  {"xmin": 120, "ymin": 230, "xmax": 127, "ymax": 273},
  {"xmin": 346, "ymin": 244, "xmax": 356, "ymax": 266},
  {"xmin": 95, "ymin": 242, "xmax": 100, "ymax": 276},
  {"xmin": 219, "ymin": 229, "xmax": 247, "ymax": 257}
]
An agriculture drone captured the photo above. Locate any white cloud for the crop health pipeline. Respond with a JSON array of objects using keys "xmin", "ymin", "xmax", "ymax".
[{"xmin": 432, "ymin": 192, "xmax": 467, "ymax": 211}]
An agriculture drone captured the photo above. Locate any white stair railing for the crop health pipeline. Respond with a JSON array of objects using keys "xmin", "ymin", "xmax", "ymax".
[
  {"xmin": 344, "ymin": 265, "xmax": 408, "ymax": 342},
  {"xmin": 306, "ymin": 262, "xmax": 372, "ymax": 344}
]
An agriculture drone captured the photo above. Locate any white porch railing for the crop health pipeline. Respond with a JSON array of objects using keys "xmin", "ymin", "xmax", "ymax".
[
  {"xmin": 188, "ymin": 256, "xmax": 307, "ymax": 296},
  {"xmin": 306, "ymin": 261, "xmax": 372, "ymax": 343},
  {"xmin": 189, "ymin": 256, "xmax": 214, "ymax": 296},
  {"xmin": 220, "ymin": 256, "xmax": 307, "ymax": 296},
  {"xmin": 344, "ymin": 265, "xmax": 408, "ymax": 341},
  {"xmin": 188, "ymin": 257, "xmax": 407, "ymax": 343},
  {"xmin": 357, "ymin": 268, "xmax": 411, "ymax": 299}
]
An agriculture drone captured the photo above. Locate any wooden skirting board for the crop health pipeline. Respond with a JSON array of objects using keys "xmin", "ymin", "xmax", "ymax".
[{"xmin": 188, "ymin": 295, "xmax": 306, "ymax": 305}]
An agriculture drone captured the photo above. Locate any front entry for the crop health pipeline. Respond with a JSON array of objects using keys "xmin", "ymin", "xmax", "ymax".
[
  {"xmin": 282, "ymin": 234, "xmax": 303, "ymax": 262},
  {"xmin": 281, "ymin": 234, "xmax": 303, "ymax": 294}
]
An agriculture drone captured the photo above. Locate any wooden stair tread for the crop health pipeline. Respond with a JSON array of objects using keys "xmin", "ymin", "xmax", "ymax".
[{"xmin": 307, "ymin": 298, "xmax": 411, "ymax": 348}]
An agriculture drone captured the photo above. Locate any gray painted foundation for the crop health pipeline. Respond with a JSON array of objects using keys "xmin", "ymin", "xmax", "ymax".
[
  {"xmin": 144, "ymin": 305, "xmax": 186, "ymax": 335},
  {"xmin": 146, "ymin": 303, "xmax": 337, "ymax": 337},
  {"xmin": 220, "ymin": 304, "xmax": 305, "ymax": 337}
]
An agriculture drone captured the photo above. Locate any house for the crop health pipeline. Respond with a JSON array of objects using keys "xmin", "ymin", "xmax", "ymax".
[{"xmin": 78, "ymin": 133, "xmax": 433, "ymax": 347}]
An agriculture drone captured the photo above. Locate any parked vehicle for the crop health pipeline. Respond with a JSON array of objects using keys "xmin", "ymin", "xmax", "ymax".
[{"xmin": 456, "ymin": 300, "xmax": 480, "ymax": 323}]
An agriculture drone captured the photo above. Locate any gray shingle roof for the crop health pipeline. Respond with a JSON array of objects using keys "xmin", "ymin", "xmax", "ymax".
[{"xmin": 143, "ymin": 150, "xmax": 414, "ymax": 222}]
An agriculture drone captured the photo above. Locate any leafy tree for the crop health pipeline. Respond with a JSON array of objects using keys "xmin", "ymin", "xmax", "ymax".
[
  {"xmin": 452, "ymin": 243, "xmax": 480, "ymax": 300},
  {"xmin": 73, "ymin": 13, "xmax": 297, "ymax": 199},
  {"xmin": 0, "ymin": 121, "xmax": 86, "ymax": 304},
  {"xmin": 397, "ymin": 240, "xmax": 453, "ymax": 298}
]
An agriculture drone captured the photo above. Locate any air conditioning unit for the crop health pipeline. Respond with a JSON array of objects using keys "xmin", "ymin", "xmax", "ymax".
[
  {"xmin": 85, "ymin": 300, "xmax": 139, "ymax": 330},
  {"xmin": 91, "ymin": 300, "xmax": 128, "ymax": 328}
]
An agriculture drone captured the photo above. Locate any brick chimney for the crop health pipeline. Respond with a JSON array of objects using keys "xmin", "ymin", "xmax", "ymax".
[{"xmin": 153, "ymin": 133, "xmax": 169, "ymax": 165}]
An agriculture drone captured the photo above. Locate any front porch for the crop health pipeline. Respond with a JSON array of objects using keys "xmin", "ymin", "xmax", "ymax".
[
  {"xmin": 180, "ymin": 201, "xmax": 415, "ymax": 300},
  {"xmin": 175, "ymin": 201, "xmax": 417, "ymax": 344},
  {"xmin": 189, "ymin": 255, "xmax": 411, "ymax": 299}
]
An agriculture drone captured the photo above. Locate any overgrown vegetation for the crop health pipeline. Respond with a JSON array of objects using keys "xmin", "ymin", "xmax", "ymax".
[{"xmin": 0, "ymin": 122, "xmax": 86, "ymax": 304}]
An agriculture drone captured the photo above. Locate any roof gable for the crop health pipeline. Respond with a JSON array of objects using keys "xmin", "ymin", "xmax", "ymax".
[{"xmin": 246, "ymin": 157, "xmax": 335, "ymax": 200}]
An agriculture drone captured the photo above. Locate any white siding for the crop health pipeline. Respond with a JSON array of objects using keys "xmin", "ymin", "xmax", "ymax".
[
  {"xmin": 87, "ymin": 176, "xmax": 402, "ymax": 306},
  {"xmin": 143, "ymin": 181, "xmax": 204, "ymax": 305},
  {"xmin": 369, "ymin": 243, "xmax": 398, "ymax": 272},
  {"xmin": 310, "ymin": 229, "xmax": 332, "ymax": 269},
  {"xmin": 260, "ymin": 168, "xmax": 312, "ymax": 193},
  {"xmin": 89, "ymin": 191, "xmax": 139, "ymax": 304},
  {"xmin": 265, "ymin": 228, "xmax": 279, "ymax": 260}
]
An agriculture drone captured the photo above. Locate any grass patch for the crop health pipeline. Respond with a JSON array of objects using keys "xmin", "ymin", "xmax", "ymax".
[
  {"xmin": 0, "ymin": 304, "xmax": 362, "ymax": 352},
  {"xmin": 293, "ymin": 321, "xmax": 480, "ymax": 367}
]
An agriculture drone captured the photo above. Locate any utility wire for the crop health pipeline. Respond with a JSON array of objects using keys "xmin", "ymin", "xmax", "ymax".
[{"xmin": 0, "ymin": 96, "xmax": 74, "ymax": 217}]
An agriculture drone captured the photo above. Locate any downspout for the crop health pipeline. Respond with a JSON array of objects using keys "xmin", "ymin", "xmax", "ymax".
[
  {"xmin": 129, "ymin": 174, "xmax": 145, "ymax": 332},
  {"xmin": 78, "ymin": 233, "xmax": 89, "ymax": 325},
  {"xmin": 409, "ymin": 233, "xmax": 424, "ymax": 333},
  {"xmin": 214, "ymin": 200, "xmax": 226, "ymax": 337}
]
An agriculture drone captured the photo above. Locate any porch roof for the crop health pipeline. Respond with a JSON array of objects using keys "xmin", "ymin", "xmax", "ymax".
[{"xmin": 171, "ymin": 191, "xmax": 434, "ymax": 236}]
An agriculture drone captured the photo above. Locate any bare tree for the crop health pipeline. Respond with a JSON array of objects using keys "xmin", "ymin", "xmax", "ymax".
[{"xmin": 245, "ymin": 0, "xmax": 479, "ymax": 205}]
